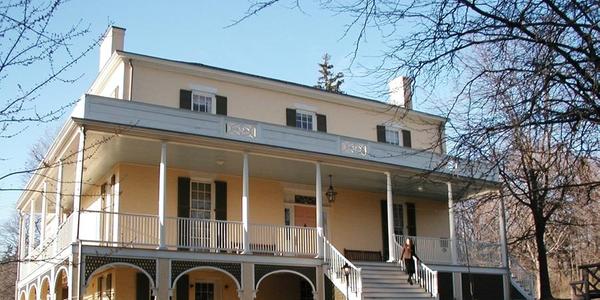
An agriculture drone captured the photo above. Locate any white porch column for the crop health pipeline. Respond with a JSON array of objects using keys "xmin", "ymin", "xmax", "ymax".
[
  {"xmin": 242, "ymin": 153, "xmax": 251, "ymax": 254},
  {"xmin": 158, "ymin": 142, "xmax": 168, "ymax": 249},
  {"xmin": 55, "ymin": 161, "xmax": 63, "ymax": 227},
  {"xmin": 29, "ymin": 199, "xmax": 36, "ymax": 253},
  {"xmin": 315, "ymin": 162, "xmax": 324, "ymax": 259},
  {"xmin": 498, "ymin": 190, "xmax": 511, "ymax": 300},
  {"xmin": 41, "ymin": 181, "xmax": 48, "ymax": 243},
  {"xmin": 385, "ymin": 172, "xmax": 396, "ymax": 262},
  {"xmin": 447, "ymin": 181, "xmax": 463, "ymax": 300},
  {"xmin": 19, "ymin": 212, "xmax": 26, "ymax": 259},
  {"xmin": 72, "ymin": 127, "xmax": 86, "ymax": 242}
]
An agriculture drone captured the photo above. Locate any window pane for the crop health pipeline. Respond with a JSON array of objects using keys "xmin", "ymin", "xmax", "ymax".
[
  {"xmin": 192, "ymin": 93, "xmax": 213, "ymax": 113},
  {"xmin": 385, "ymin": 129, "xmax": 400, "ymax": 145},
  {"xmin": 296, "ymin": 112, "xmax": 313, "ymax": 130}
]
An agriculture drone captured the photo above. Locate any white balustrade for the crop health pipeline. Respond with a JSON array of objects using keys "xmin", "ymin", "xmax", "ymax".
[
  {"xmin": 56, "ymin": 213, "xmax": 74, "ymax": 251},
  {"xmin": 249, "ymin": 224, "xmax": 317, "ymax": 256},
  {"xmin": 323, "ymin": 237, "xmax": 362, "ymax": 299},
  {"xmin": 165, "ymin": 217, "xmax": 243, "ymax": 252},
  {"xmin": 79, "ymin": 210, "xmax": 159, "ymax": 247},
  {"xmin": 510, "ymin": 257, "xmax": 537, "ymax": 299},
  {"xmin": 395, "ymin": 235, "xmax": 502, "ymax": 268},
  {"xmin": 414, "ymin": 257, "xmax": 439, "ymax": 298}
]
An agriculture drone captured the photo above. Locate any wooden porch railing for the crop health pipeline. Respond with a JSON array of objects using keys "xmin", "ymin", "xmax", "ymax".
[
  {"xmin": 323, "ymin": 237, "xmax": 362, "ymax": 300},
  {"xmin": 571, "ymin": 263, "xmax": 600, "ymax": 300},
  {"xmin": 395, "ymin": 235, "xmax": 502, "ymax": 268},
  {"xmin": 75, "ymin": 210, "xmax": 318, "ymax": 256},
  {"xmin": 394, "ymin": 238, "xmax": 438, "ymax": 298}
]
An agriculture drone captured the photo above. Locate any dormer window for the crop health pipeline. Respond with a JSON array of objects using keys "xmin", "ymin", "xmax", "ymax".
[
  {"xmin": 192, "ymin": 91, "xmax": 213, "ymax": 113},
  {"xmin": 377, "ymin": 125, "xmax": 412, "ymax": 148}
]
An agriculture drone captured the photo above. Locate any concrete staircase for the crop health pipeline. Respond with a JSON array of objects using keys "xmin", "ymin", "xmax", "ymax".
[{"xmin": 355, "ymin": 261, "xmax": 433, "ymax": 299}]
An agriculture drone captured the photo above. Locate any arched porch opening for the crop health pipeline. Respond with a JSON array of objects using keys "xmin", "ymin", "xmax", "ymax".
[
  {"xmin": 40, "ymin": 276, "xmax": 51, "ymax": 300},
  {"xmin": 172, "ymin": 267, "xmax": 241, "ymax": 300},
  {"xmin": 83, "ymin": 262, "xmax": 155, "ymax": 299},
  {"xmin": 255, "ymin": 270, "xmax": 316, "ymax": 300},
  {"xmin": 54, "ymin": 268, "xmax": 68, "ymax": 300},
  {"xmin": 27, "ymin": 285, "xmax": 37, "ymax": 300}
]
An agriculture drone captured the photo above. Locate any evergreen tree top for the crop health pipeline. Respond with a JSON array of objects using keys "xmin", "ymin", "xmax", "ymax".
[{"xmin": 315, "ymin": 53, "xmax": 344, "ymax": 94}]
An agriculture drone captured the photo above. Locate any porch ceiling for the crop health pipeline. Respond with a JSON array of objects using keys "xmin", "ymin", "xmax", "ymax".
[{"xmin": 83, "ymin": 133, "xmax": 483, "ymax": 201}]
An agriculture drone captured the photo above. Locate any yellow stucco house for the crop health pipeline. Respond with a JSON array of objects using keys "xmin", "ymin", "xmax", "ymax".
[{"xmin": 14, "ymin": 27, "xmax": 534, "ymax": 300}]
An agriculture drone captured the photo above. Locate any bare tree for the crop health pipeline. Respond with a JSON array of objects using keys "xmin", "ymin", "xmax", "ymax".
[
  {"xmin": 0, "ymin": 0, "xmax": 100, "ymax": 188},
  {"xmin": 0, "ymin": 212, "xmax": 19, "ymax": 296},
  {"xmin": 234, "ymin": 1, "xmax": 600, "ymax": 298}
]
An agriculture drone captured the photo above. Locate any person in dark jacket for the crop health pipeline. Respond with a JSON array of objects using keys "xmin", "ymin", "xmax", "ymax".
[{"xmin": 400, "ymin": 238, "xmax": 417, "ymax": 285}]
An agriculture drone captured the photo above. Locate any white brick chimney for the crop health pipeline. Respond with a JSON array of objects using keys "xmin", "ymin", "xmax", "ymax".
[
  {"xmin": 388, "ymin": 76, "xmax": 413, "ymax": 109},
  {"xmin": 99, "ymin": 26, "xmax": 126, "ymax": 71}
]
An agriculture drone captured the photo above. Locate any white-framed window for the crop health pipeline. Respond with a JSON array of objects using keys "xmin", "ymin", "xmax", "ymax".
[
  {"xmin": 296, "ymin": 110, "xmax": 316, "ymax": 130},
  {"xmin": 385, "ymin": 128, "xmax": 400, "ymax": 146},
  {"xmin": 190, "ymin": 181, "xmax": 212, "ymax": 220},
  {"xmin": 191, "ymin": 91, "xmax": 214, "ymax": 113},
  {"xmin": 392, "ymin": 203, "xmax": 403, "ymax": 235},
  {"xmin": 194, "ymin": 282, "xmax": 215, "ymax": 300}
]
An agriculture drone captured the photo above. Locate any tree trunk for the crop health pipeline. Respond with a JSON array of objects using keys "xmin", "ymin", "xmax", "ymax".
[{"xmin": 533, "ymin": 212, "xmax": 554, "ymax": 299}]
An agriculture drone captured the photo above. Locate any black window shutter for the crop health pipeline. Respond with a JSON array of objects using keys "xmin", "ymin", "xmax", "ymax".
[
  {"xmin": 376, "ymin": 125, "xmax": 386, "ymax": 143},
  {"xmin": 215, "ymin": 181, "xmax": 227, "ymax": 250},
  {"xmin": 176, "ymin": 274, "xmax": 189, "ymax": 300},
  {"xmin": 316, "ymin": 114, "xmax": 327, "ymax": 132},
  {"xmin": 177, "ymin": 177, "xmax": 191, "ymax": 250},
  {"xmin": 380, "ymin": 200, "xmax": 389, "ymax": 260},
  {"xmin": 135, "ymin": 273, "xmax": 150, "ymax": 300},
  {"xmin": 407, "ymin": 203, "xmax": 416, "ymax": 236},
  {"xmin": 215, "ymin": 181, "xmax": 227, "ymax": 220},
  {"xmin": 402, "ymin": 130, "xmax": 412, "ymax": 148},
  {"xmin": 216, "ymin": 95, "xmax": 228, "ymax": 115},
  {"xmin": 286, "ymin": 108, "xmax": 297, "ymax": 127},
  {"xmin": 179, "ymin": 90, "xmax": 192, "ymax": 110}
]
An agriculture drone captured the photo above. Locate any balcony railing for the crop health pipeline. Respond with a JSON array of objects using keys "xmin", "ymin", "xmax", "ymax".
[
  {"xmin": 76, "ymin": 210, "xmax": 318, "ymax": 257},
  {"xmin": 395, "ymin": 235, "xmax": 503, "ymax": 268}
]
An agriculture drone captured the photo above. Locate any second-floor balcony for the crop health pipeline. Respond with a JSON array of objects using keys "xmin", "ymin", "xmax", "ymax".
[
  {"xmin": 29, "ymin": 209, "xmax": 502, "ymax": 269},
  {"xmin": 78, "ymin": 210, "xmax": 318, "ymax": 256}
]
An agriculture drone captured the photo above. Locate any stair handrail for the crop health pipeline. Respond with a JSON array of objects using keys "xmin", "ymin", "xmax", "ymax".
[
  {"xmin": 323, "ymin": 237, "xmax": 362, "ymax": 299},
  {"xmin": 414, "ymin": 256, "xmax": 439, "ymax": 298},
  {"xmin": 394, "ymin": 238, "xmax": 439, "ymax": 298},
  {"xmin": 509, "ymin": 257, "xmax": 536, "ymax": 299}
]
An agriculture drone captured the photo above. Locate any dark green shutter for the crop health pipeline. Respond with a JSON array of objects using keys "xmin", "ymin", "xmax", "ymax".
[
  {"xmin": 215, "ymin": 181, "xmax": 227, "ymax": 250},
  {"xmin": 380, "ymin": 200, "xmax": 389, "ymax": 260},
  {"xmin": 136, "ymin": 273, "xmax": 150, "ymax": 300},
  {"xmin": 180, "ymin": 90, "xmax": 192, "ymax": 110},
  {"xmin": 178, "ymin": 177, "xmax": 191, "ymax": 250},
  {"xmin": 407, "ymin": 203, "xmax": 416, "ymax": 236},
  {"xmin": 176, "ymin": 274, "xmax": 189, "ymax": 300},
  {"xmin": 286, "ymin": 108, "xmax": 297, "ymax": 127},
  {"xmin": 316, "ymin": 114, "xmax": 327, "ymax": 132},
  {"xmin": 402, "ymin": 130, "xmax": 412, "ymax": 148},
  {"xmin": 216, "ymin": 95, "xmax": 228, "ymax": 115},
  {"xmin": 377, "ymin": 125, "xmax": 386, "ymax": 143}
]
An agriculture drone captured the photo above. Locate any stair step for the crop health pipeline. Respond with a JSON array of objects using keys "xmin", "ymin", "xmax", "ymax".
[{"xmin": 328, "ymin": 261, "xmax": 434, "ymax": 299}]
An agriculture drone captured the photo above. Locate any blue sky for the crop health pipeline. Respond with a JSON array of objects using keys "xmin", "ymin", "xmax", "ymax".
[{"xmin": 0, "ymin": 0, "xmax": 446, "ymax": 222}]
